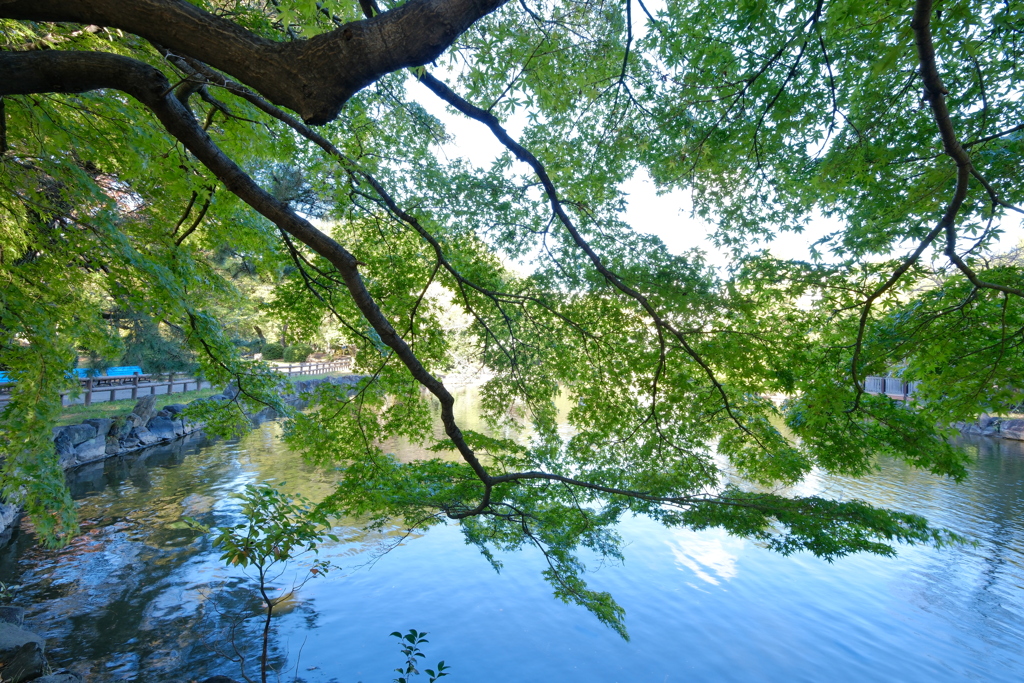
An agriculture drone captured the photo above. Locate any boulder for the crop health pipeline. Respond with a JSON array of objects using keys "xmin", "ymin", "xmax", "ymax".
[
  {"xmin": 146, "ymin": 417, "xmax": 177, "ymax": 442},
  {"xmin": 0, "ymin": 607, "xmax": 24, "ymax": 628},
  {"xmin": 0, "ymin": 505, "xmax": 20, "ymax": 544},
  {"xmin": 978, "ymin": 414, "xmax": 998, "ymax": 430},
  {"xmin": 75, "ymin": 435, "xmax": 107, "ymax": 464},
  {"xmin": 0, "ymin": 622, "xmax": 43, "ymax": 653},
  {"xmin": 1000, "ymin": 418, "xmax": 1024, "ymax": 440},
  {"xmin": 130, "ymin": 394, "xmax": 160, "ymax": 424},
  {"xmin": 53, "ymin": 431, "xmax": 77, "ymax": 469},
  {"xmin": 0, "ymin": 641, "xmax": 46, "ymax": 683},
  {"xmin": 82, "ymin": 418, "xmax": 113, "ymax": 439},
  {"xmin": 130, "ymin": 426, "xmax": 160, "ymax": 447},
  {"xmin": 34, "ymin": 674, "xmax": 82, "ymax": 683},
  {"xmin": 161, "ymin": 403, "xmax": 187, "ymax": 416},
  {"xmin": 110, "ymin": 414, "xmax": 132, "ymax": 441},
  {"xmin": 105, "ymin": 433, "xmax": 121, "ymax": 455},
  {"xmin": 222, "ymin": 382, "xmax": 241, "ymax": 400},
  {"xmin": 60, "ymin": 423, "xmax": 96, "ymax": 446}
]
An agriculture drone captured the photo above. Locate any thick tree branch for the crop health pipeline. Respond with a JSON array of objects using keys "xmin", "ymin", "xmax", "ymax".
[
  {"xmin": 0, "ymin": 0, "xmax": 509, "ymax": 124},
  {"xmin": 911, "ymin": 0, "xmax": 1024, "ymax": 299},
  {"xmin": 0, "ymin": 48, "xmax": 494, "ymax": 501}
]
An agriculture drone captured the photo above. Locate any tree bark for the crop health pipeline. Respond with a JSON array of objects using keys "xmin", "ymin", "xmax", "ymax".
[{"xmin": 0, "ymin": 0, "xmax": 509, "ymax": 124}]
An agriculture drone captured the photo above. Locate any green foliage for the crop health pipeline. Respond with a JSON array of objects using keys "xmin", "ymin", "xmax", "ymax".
[
  {"xmin": 211, "ymin": 484, "xmax": 335, "ymax": 683},
  {"xmin": 282, "ymin": 343, "xmax": 313, "ymax": 363},
  {"xmin": 213, "ymin": 484, "xmax": 334, "ymax": 570},
  {"xmin": 3, "ymin": 0, "xmax": 1022, "ymax": 638},
  {"xmin": 261, "ymin": 342, "xmax": 284, "ymax": 360},
  {"xmin": 391, "ymin": 630, "xmax": 450, "ymax": 683}
]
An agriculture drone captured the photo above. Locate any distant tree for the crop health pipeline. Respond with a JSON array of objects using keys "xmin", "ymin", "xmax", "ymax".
[{"xmin": 1, "ymin": 0, "xmax": 1022, "ymax": 633}]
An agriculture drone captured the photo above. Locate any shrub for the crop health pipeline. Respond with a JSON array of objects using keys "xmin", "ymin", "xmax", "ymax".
[
  {"xmin": 283, "ymin": 343, "xmax": 313, "ymax": 362},
  {"xmin": 262, "ymin": 342, "xmax": 284, "ymax": 360}
]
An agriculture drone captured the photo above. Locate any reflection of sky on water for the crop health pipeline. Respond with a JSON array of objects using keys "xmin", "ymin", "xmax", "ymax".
[
  {"xmin": 668, "ymin": 529, "xmax": 743, "ymax": 587},
  {"xmin": 0, "ymin": 392, "xmax": 1021, "ymax": 681}
]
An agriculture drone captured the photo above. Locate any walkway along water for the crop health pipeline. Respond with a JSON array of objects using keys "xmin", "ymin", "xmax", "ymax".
[{"xmin": 0, "ymin": 374, "xmax": 365, "ymax": 544}]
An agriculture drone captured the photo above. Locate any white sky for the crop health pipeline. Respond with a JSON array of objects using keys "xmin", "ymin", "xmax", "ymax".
[{"xmin": 414, "ymin": 80, "xmax": 1022, "ymax": 272}]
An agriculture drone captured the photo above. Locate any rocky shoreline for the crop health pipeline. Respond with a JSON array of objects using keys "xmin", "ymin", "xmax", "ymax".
[
  {"xmin": 953, "ymin": 415, "xmax": 1024, "ymax": 440},
  {"xmin": 0, "ymin": 374, "xmax": 362, "ymax": 683}
]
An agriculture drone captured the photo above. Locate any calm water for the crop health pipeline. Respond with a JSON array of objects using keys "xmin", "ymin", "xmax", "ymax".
[{"xmin": 1, "ymin": 392, "xmax": 1023, "ymax": 682}]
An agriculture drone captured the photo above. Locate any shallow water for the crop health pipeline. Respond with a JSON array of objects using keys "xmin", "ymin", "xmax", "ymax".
[{"xmin": 1, "ymin": 399, "xmax": 1022, "ymax": 682}]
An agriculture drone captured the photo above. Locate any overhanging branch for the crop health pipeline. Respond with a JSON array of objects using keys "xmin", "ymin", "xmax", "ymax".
[{"xmin": 0, "ymin": 0, "xmax": 510, "ymax": 124}]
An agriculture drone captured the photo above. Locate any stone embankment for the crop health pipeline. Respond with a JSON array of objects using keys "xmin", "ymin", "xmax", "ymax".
[
  {"xmin": 49, "ymin": 374, "xmax": 363, "ymax": 471},
  {"xmin": 0, "ymin": 376, "xmax": 362, "ymax": 539},
  {"xmin": 0, "ymin": 375, "xmax": 361, "ymax": 682},
  {"xmin": 0, "ymin": 605, "xmax": 80, "ymax": 683},
  {"xmin": 954, "ymin": 415, "xmax": 1024, "ymax": 440}
]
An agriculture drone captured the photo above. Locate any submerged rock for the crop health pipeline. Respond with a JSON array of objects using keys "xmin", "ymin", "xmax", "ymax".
[
  {"xmin": 0, "ymin": 622, "xmax": 43, "ymax": 652},
  {"xmin": 0, "ymin": 641, "xmax": 46, "ymax": 683},
  {"xmin": 0, "ymin": 607, "xmax": 24, "ymax": 628}
]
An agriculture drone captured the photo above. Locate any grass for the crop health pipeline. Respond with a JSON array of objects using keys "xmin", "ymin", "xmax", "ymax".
[
  {"xmin": 55, "ymin": 387, "xmax": 225, "ymax": 426},
  {"xmin": 53, "ymin": 371, "xmax": 354, "ymax": 426}
]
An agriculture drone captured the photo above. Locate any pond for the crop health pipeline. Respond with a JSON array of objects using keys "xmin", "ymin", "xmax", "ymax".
[{"xmin": 1, "ymin": 388, "xmax": 1022, "ymax": 682}]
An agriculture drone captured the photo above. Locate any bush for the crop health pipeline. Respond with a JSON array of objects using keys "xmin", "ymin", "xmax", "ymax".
[
  {"xmin": 283, "ymin": 343, "xmax": 313, "ymax": 363},
  {"xmin": 262, "ymin": 342, "xmax": 284, "ymax": 360}
]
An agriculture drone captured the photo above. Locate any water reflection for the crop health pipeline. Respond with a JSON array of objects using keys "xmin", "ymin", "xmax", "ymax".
[{"xmin": 0, "ymin": 403, "xmax": 1020, "ymax": 682}]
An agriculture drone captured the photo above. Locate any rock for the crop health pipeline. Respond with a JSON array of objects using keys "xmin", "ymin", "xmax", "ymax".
[
  {"xmin": 119, "ymin": 435, "xmax": 141, "ymax": 450},
  {"xmin": 54, "ymin": 431, "xmax": 77, "ymax": 469},
  {"xmin": 110, "ymin": 414, "xmax": 132, "ymax": 441},
  {"xmin": 105, "ymin": 433, "xmax": 121, "ymax": 455},
  {"xmin": 161, "ymin": 403, "xmax": 187, "ymax": 416},
  {"xmin": 60, "ymin": 423, "xmax": 97, "ymax": 446},
  {"xmin": 75, "ymin": 434, "xmax": 107, "ymax": 463},
  {"xmin": 82, "ymin": 418, "xmax": 113, "ymax": 439},
  {"xmin": 0, "ymin": 607, "xmax": 24, "ymax": 628},
  {"xmin": 222, "ymin": 382, "xmax": 241, "ymax": 400},
  {"xmin": 978, "ymin": 414, "xmax": 998, "ymax": 430},
  {"xmin": 1000, "ymin": 418, "xmax": 1024, "ymax": 440},
  {"xmin": 0, "ymin": 505, "xmax": 20, "ymax": 545},
  {"xmin": 130, "ymin": 426, "xmax": 161, "ymax": 446},
  {"xmin": 146, "ymin": 417, "xmax": 177, "ymax": 442},
  {"xmin": 155, "ymin": 409, "xmax": 172, "ymax": 420},
  {"xmin": 0, "ymin": 623, "xmax": 43, "ymax": 653},
  {"xmin": 130, "ymin": 394, "xmax": 160, "ymax": 424},
  {"xmin": 0, "ymin": 641, "xmax": 46, "ymax": 683},
  {"xmin": 34, "ymin": 674, "xmax": 82, "ymax": 683}
]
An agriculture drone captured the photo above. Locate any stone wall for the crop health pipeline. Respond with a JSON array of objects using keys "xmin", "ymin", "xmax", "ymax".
[
  {"xmin": 1, "ymin": 375, "xmax": 364, "ymax": 541},
  {"xmin": 954, "ymin": 415, "xmax": 1024, "ymax": 440}
]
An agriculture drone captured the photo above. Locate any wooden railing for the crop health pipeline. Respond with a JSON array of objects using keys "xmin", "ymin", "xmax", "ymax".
[
  {"xmin": 61, "ymin": 373, "xmax": 213, "ymax": 407},
  {"xmin": 864, "ymin": 376, "xmax": 921, "ymax": 400},
  {"xmin": 0, "ymin": 359, "xmax": 353, "ymax": 407},
  {"xmin": 274, "ymin": 359, "xmax": 352, "ymax": 376}
]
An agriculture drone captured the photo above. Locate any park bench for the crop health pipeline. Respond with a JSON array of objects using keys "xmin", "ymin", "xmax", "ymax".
[{"xmin": 94, "ymin": 366, "xmax": 149, "ymax": 386}]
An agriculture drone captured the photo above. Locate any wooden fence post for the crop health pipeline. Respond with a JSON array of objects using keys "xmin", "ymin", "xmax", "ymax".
[
  {"xmin": 131, "ymin": 374, "xmax": 139, "ymax": 400},
  {"xmin": 85, "ymin": 377, "xmax": 93, "ymax": 406}
]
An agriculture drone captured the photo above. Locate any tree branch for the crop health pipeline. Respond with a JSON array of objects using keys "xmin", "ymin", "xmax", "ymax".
[
  {"xmin": 0, "ymin": 48, "xmax": 495, "ymax": 500},
  {"xmin": 0, "ymin": 0, "xmax": 510, "ymax": 124}
]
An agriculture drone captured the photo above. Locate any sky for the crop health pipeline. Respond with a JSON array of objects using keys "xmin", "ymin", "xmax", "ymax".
[{"xmin": 409, "ymin": 2, "xmax": 1022, "ymax": 274}]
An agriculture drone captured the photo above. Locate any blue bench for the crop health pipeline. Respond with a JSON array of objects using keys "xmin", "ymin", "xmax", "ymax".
[
  {"xmin": 105, "ymin": 366, "xmax": 146, "ymax": 377},
  {"xmin": 73, "ymin": 368, "xmax": 103, "ymax": 379},
  {"xmin": 0, "ymin": 371, "xmax": 9, "ymax": 384}
]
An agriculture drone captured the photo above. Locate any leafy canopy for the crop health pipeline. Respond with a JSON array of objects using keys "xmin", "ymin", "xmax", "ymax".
[{"xmin": 1, "ymin": 0, "xmax": 1021, "ymax": 635}]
